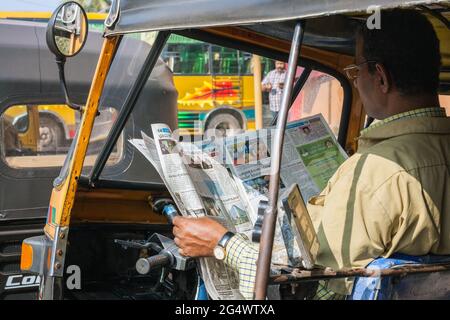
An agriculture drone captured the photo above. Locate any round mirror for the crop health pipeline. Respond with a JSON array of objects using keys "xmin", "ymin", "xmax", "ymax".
[{"xmin": 46, "ymin": 1, "xmax": 88, "ymax": 58}]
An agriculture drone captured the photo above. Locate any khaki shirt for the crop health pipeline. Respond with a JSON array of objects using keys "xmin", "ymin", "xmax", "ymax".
[{"xmin": 307, "ymin": 115, "xmax": 450, "ymax": 294}]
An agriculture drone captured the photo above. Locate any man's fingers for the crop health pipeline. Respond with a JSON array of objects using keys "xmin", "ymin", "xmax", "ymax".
[
  {"xmin": 172, "ymin": 226, "xmax": 181, "ymax": 237},
  {"xmin": 172, "ymin": 216, "xmax": 181, "ymax": 226},
  {"xmin": 178, "ymin": 248, "xmax": 189, "ymax": 257},
  {"xmin": 173, "ymin": 216, "xmax": 195, "ymax": 227},
  {"xmin": 174, "ymin": 236, "xmax": 182, "ymax": 247}
]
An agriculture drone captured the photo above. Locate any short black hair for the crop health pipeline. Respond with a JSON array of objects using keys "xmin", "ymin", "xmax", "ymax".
[{"xmin": 358, "ymin": 9, "xmax": 441, "ymax": 95}]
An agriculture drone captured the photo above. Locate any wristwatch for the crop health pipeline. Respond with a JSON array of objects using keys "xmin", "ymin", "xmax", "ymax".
[{"xmin": 213, "ymin": 231, "xmax": 235, "ymax": 261}]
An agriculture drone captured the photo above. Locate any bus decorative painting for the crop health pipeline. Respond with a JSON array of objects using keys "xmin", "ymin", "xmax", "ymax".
[{"xmin": 162, "ymin": 35, "xmax": 272, "ymax": 136}]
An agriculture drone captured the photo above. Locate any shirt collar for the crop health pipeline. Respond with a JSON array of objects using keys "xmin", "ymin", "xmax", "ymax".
[
  {"xmin": 356, "ymin": 108, "xmax": 449, "ymax": 152},
  {"xmin": 360, "ymin": 107, "xmax": 447, "ymax": 135}
]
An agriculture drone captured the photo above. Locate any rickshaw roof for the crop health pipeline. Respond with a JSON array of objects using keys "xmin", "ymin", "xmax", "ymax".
[
  {"xmin": 104, "ymin": 0, "xmax": 450, "ymax": 92},
  {"xmin": 104, "ymin": 0, "xmax": 447, "ymax": 35}
]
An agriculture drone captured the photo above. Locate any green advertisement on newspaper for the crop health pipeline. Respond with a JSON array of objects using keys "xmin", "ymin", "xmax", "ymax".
[{"xmin": 296, "ymin": 137, "xmax": 346, "ymax": 190}]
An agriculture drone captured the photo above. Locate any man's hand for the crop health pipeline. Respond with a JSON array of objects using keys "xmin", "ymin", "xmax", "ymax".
[
  {"xmin": 262, "ymin": 83, "xmax": 272, "ymax": 92},
  {"xmin": 172, "ymin": 216, "xmax": 228, "ymax": 257}
]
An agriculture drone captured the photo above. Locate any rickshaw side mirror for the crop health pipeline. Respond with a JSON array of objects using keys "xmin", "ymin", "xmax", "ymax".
[
  {"xmin": 46, "ymin": 1, "xmax": 88, "ymax": 59},
  {"xmin": 46, "ymin": 1, "xmax": 89, "ymax": 112}
]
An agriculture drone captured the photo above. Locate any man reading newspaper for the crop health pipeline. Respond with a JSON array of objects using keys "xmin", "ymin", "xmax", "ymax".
[{"xmin": 172, "ymin": 9, "xmax": 450, "ymax": 300}]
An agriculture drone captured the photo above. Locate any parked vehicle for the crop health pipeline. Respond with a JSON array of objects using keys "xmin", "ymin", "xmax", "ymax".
[
  {"xmin": 0, "ymin": 17, "xmax": 176, "ymax": 299},
  {"xmin": 0, "ymin": 18, "xmax": 98, "ymax": 299}
]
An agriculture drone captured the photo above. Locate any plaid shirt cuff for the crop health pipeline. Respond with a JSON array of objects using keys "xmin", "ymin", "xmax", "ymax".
[{"xmin": 224, "ymin": 234, "xmax": 259, "ymax": 300}]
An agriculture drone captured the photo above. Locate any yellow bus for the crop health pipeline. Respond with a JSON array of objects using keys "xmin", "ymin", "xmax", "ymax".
[
  {"xmin": 162, "ymin": 35, "xmax": 275, "ymax": 136},
  {"xmin": 0, "ymin": 11, "xmax": 106, "ymax": 31}
]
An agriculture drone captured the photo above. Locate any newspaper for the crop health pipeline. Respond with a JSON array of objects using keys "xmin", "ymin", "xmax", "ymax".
[
  {"xmin": 130, "ymin": 114, "xmax": 347, "ymax": 299},
  {"xmin": 222, "ymin": 114, "xmax": 347, "ymax": 266}
]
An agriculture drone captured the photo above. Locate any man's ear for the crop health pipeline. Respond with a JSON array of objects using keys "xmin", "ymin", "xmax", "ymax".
[{"xmin": 375, "ymin": 63, "xmax": 390, "ymax": 94}]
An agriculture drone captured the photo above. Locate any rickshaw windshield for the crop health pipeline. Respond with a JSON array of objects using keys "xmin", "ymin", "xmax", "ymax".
[
  {"xmin": 54, "ymin": 32, "xmax": 159, "ymax": 187},
  {"xmin": 89, "ymin": 27, "xmax": 348, "ymax": 187}
]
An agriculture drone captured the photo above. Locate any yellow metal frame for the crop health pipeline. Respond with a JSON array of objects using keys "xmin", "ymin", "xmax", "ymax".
[
  {"xmin": 44, "ymin": 36, "xmax": 120, "ymax": 239},
  {"xmin": 17, "ymin": 106, "xmax": 40, "ymax": 152}
]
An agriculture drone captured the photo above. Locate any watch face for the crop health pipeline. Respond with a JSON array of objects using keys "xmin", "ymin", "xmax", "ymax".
[{"xmin": 213, "ymin": 246, "xmax": 225, "ymax": 260}]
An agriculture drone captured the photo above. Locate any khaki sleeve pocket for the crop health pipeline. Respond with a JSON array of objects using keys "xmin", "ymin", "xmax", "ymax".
[
  {"xmin": 307, "ymin": 195, "xmax": 325, "ymax": 230},
  {"xmin": 308, "ymin": 195, "xmax": 325, "ymax": 206}
]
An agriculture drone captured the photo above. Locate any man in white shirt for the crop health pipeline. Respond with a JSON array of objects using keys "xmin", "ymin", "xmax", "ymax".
[{"xmin": 261, "ymin": 60, "xmax": 286, "ymax": 118}]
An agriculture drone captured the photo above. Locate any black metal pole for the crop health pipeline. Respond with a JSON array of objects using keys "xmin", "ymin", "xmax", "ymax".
[
  {"xmin": 56, "ymin": 56, "xmax": 82, "ymax": 111},
  {"xmin": 254, "ymin": 22, "xmax": 304, "ymax": 300}
]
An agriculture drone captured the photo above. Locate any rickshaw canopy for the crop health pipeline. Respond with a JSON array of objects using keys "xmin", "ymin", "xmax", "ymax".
[
  {"xmin": 104, "ymin": 0, "xmax": 447, "ymax": 35},
  {"xmin": 104, "ymin": 0, "xmax": 450, "ymax": 92}
]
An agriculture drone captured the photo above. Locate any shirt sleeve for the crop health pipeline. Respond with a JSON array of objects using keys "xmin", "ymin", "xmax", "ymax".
[
  {"xmin": 261, "ymin": 71, "xmax": 271, "ymax": 86},
  {"xmin": 224, "ymin": 234, "xmax": 259, "ymax": 299}
]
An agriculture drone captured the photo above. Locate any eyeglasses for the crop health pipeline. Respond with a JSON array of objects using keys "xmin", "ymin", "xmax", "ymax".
[{"xmin": 343, "ymin": 60, "xmax": 377, "ymax": 80}]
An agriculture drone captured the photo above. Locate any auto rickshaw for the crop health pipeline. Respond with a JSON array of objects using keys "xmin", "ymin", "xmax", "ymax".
[{"xmin": 20, "ymin": 0, "xmax": 450, "ymax": 300}]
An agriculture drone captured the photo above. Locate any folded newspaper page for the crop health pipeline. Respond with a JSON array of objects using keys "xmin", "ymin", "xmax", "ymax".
[
  {"xmin": 132, "ymin": 125, "xmax": 247, "ymax": 299},
  {"xmin": 130, "ymin": 114, "xmax": 347, "ymax": 299}
]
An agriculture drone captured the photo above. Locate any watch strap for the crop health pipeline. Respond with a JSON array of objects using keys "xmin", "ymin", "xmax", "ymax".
[{"xmin": 217, "ymin": 231, "xmax": 235, "ymax": 249}]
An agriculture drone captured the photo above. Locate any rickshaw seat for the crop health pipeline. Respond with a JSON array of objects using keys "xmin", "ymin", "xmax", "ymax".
[{"xmin": 349, "ymin": 254, "xmax": 450, "ymax": 300}]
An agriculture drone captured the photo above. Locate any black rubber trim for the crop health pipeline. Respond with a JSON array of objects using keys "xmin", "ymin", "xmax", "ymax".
[{"xmin": 79, "ymin": 175, "xmax": 166, "ymax": 191}]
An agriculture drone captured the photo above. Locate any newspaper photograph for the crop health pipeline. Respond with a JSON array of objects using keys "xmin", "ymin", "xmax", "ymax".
[{"xmin": 180, "ymin": 141, "xmax": 254, "ymax": 235}]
